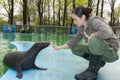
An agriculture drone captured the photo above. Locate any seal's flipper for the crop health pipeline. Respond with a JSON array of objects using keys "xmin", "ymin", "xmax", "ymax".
[
  {"xmin": 15, "ymin": 65, "xmax": 23, "ymax": 79},
  {"xmin": 16, "ymin": 72, "xmax": 23, "ymax": 79},
  {"xmin": 33, "ymin": 64, "xmax": 47, "ymax": 70}
]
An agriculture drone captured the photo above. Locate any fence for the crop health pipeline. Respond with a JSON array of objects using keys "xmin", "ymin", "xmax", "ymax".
[{"xmin": 13, "ymin": 25, "xmax": 71, "ymax": 45}]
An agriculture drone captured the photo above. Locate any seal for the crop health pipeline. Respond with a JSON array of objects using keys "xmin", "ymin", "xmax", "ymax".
[{"xmin": 3, "ymin": 42, "xmax": 50, "ymax": 79}]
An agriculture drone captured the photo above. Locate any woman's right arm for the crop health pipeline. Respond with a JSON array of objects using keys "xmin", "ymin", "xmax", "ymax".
[
  {"xmin": 52, "ymin": 27, "xmax": 84, "ymax": 50},
  {"xmin": 66, "ymin": 27, "xmax": 84, "ymax": 48}
]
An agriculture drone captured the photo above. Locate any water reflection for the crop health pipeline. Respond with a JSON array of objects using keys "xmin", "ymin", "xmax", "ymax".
[
  {"xmin": 3, "ymin": 33, "xmax": 16, "ymax": 41},
  {"xmin": 2, "ymin": 33, "xmax": 70, "ymax": 44}
]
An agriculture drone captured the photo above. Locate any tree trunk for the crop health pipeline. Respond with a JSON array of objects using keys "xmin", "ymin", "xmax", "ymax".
[
  {"xmin": 96, "ymin": 0, "xmax": 100, "ymax": 16},
  {"xmin": 48, "ymin": 0, "xmax": 50, "ymax": 25},
  {"xmin": 23, "ymin": 0, "xmax": 27, "ymax": 25},
  {"xmin": 8, "ymin": 0, "xmax": 14, "ymax": 25},
  {"xmin": 27, "ymin": 9, "xmax": 30, "ymax": 26},
  {"xmin": 58, "ymin": 0, "xmax": 61, "ymax": 26},
  {"xmin": 73, "ymin": 0, "xmax": 75, "ymax": 8},
  {"xmin": 37, "ymin": 0, "xmax": 43, "ymax": 25},
  {"xmin": 110, "ymin": 0, "xmax": 116, "ymax": 26},
  {"xmin": 63, "ymin": 0, "xmax": 67, "ymax": 26},
  {"xmin": 101, "ymin": 0, "xmax": 104, "ymax": 17},
  {"xmin": 70, "ymin": 0, "xmax": 76, "ymax": 34},
  {"xmin": 53, "ymin": 0, "xmax": 55, "ymax": 25}
]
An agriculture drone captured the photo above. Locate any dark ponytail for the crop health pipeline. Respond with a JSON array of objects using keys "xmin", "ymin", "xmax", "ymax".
[{"xmin": 72, "ymin": 6, "xmax": 92, "ymax": 20}]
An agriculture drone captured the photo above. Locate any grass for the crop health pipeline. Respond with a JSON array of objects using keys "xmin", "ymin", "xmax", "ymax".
[{"xmin": 0, "ymin": 41, "xmax": 15, "ymax": 76}]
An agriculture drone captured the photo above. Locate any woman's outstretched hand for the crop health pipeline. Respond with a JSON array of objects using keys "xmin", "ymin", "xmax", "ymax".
[
  {"xmin": 50, "ymin": 42, "xmax": 60, "ymax": 50},
  {"xmin": 50, "ymin": 42, "xmax": 68, "ymax": 50},
  {"xmin": 53, "ymin": 45, "xmax": 62, "ymax": 50}
]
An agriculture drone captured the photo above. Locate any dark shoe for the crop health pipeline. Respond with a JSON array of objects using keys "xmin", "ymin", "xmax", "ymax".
[
  {"xmin": 75, "ymin": 54, "xmax": 105, "ymax": 80},
  {"xmin": 75, "ymin": 68, "xmax": 97, "ymax": 80}
]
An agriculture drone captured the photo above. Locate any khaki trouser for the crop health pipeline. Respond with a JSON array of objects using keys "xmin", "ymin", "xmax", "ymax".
[{"xmin": 71, "ymin": 37, "xmax": 119, "ymax": 62}]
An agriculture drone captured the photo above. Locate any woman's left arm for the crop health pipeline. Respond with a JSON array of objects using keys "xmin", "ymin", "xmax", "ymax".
[{"xmin": 91, "ymin": 18, "xmax": 115, "ymax": 39}]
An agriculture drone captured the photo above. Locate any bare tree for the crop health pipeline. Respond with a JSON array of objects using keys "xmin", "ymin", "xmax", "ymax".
[
  {"xmin": 47, "ymin": 0, "xmax": 50, "ymax": 25},
  {"xmin": 36, "ymin": 0, "xmax": 43, "ymax": 25},
  {"xmin": 109, "ymin": 0, "xmax": 116, "ymax": 26},
  {"xmin": 63, "ymin": 0, "xmax": 67, "ymax": 26},
  {"xmin": 58, "ymin": 0, "xmax": 61, "ymax": 26},
  {"xmin": 70, "ymin": 0, "xmax": 76, "ymax": 34},
  {"xmin": 96, "ymin": 0, "xmax": 100, "ymax": 16},
  {"xmin": 23, "ymin": 0, "xmax": 27, "ymax": 25},
  {"xmin": 27, "ymin": 0, "xmax": 36, "ymax": 26},
  {"xmin": 8, "ymin": 0, "xmax": 14, "ymax": 25},
  {"xmin": 101, "ymin": 0, "xmax": 104, "ymax": 17},
  {"xmin": 1, "ymin": 0, "xmax": 14, "ymax": 25},
  {"xmin": 53, "ymin": 0, "xmax": 55, "ymax": 25},
  {"xmin": 114, "ymin": 5, "xmax": 120, "ymax": 24}
]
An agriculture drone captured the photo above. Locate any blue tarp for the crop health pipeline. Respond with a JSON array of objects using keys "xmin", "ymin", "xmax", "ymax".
[
  {"xmin": 2, "ymin": 24, "xmax": 16, "ymax": 33},
  {"xmin": 71, "ymin": 27, "xmax": 77, "ymax": 35},
  {"xmin": 2, "ymin": 25, "xmax": 9, "ymax": 33},
  {"xmin": 0, "ymin": 41, "xmax": 120, "ymax": 80}
]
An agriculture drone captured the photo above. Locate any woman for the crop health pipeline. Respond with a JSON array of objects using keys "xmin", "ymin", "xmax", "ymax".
[{"xmin": 53, "ymin": 6, "xmax": 119, "ymax": 80}]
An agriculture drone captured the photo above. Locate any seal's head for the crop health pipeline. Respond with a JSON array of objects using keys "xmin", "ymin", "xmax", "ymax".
[
  {"xmin": 34, "ymin": 42, "xmax": 50, "ymax": 50},
  {"xmin": 38, "ymin": 42, "xmax": 50, "ymax": 48}
]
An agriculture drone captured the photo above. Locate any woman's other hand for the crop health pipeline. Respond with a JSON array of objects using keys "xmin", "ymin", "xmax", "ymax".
[{"xmin": 88, "ymin": 32, "xmax": 96, "ymax": 42}]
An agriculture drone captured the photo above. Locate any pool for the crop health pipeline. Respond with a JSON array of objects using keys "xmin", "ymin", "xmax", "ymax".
[
  {"xmin": 1, "ymin": 33, "xmax": 71, "ymax": 44},
  {"xmin": 0, "ymin": 33, "xmax": 71, "ymax": 76}
]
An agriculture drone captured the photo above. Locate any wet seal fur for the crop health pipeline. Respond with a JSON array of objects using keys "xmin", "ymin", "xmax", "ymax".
[{"xmin": 3, "ymin": 42, "xmax": 50, "ymax": 79}]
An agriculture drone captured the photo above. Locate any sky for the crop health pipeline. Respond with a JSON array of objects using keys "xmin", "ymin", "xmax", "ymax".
[
  {"xmin": 115, "ymin": 0, "xmax": 120, "ymax": 7},
  {"xmin": 100, "ymin": 0, "xmax": 120, "ymax": 22},
  {"xmin": 104, "ymin": 0, "xmax": 120, "ymax": 11}
]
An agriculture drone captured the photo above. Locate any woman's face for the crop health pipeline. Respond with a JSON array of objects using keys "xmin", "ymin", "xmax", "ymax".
[{"xmin": 72, "ymin": 14, "xmax": 86, "ymax": 27}]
